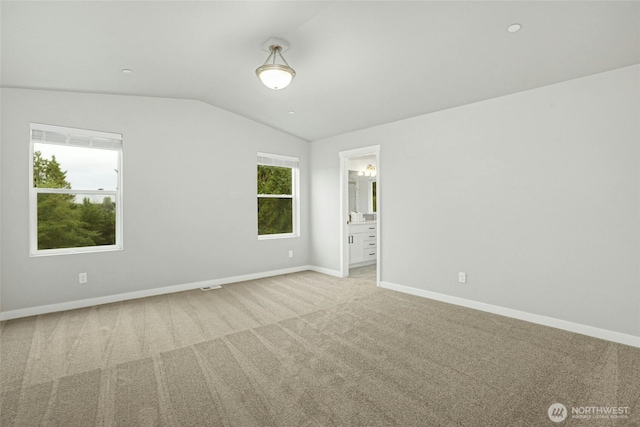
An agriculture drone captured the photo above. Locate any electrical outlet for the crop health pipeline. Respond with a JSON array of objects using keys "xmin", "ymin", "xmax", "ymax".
[
  {"xmin": 458, "ymin": 272, "xmax": 466, "ymax": 283},
  {"xmin": 79, "ymin": 272, "xmax": 88, "ymax": 284},
  {"xmin": 289, "ymin": 250, "xmax": 294, "ymax": 258}
]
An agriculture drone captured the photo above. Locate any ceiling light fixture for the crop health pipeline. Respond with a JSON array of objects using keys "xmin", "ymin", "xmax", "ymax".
[
  {"xmin": 507, "ymin": 23, "xmax": 522, "ymax": 33},
  {"xmin": 121, "ymin": 69, "xmax": 133, "ymax": 74},
  {"xmin": 256, "ymin": 44, "xmax": 296, "ymax": 90}
]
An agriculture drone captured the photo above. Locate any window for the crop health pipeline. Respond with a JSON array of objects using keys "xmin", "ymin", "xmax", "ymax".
[
  {"xmin": 257, "ymin": 153, "xmax": 299, "ymax": 239},
  {"xmin": 30, "ymin": 123, "xmax": 123, "ymax": 256},
  {"xmin": 370, "ymin": 181, "xmax": 377, "ymax": 213}
]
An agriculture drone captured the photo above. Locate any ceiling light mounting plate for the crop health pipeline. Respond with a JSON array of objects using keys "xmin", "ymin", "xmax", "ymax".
[{"xmin": 260, "ymin": 37, "xmax": 290, "ymax": 53}]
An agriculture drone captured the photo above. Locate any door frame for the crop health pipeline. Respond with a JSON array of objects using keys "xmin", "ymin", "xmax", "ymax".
[{"xmin": 339, "ymin": 145, "xmax": 380, "ymax": 285}]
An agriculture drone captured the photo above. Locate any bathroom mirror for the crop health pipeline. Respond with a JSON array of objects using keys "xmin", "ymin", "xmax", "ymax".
[{"xmin": 348, "ymin": 170, "xmax": 376, "ymax": 214}]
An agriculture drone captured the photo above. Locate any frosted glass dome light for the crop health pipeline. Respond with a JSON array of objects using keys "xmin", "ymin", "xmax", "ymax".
[{"xmin": 256, "ymin": 45, "xmax": 296, "ymax": 90}]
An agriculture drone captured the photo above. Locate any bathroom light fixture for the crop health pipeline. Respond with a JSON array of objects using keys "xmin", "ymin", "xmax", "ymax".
[
  {"xmin": 256, "ymin": 44, "xmax": 296, "ymax": 90},
  {"xmin": 364, "ymin": 164, "xmax": 377, "ymax": 178}
]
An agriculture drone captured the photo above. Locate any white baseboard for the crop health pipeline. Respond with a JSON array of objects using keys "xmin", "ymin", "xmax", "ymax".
[
  {"xmin": 8, "ymin": 270, "xmax": 634, "ymax": 349},
  {"xmin": 380, "ymin": 281, "xmax": 640, "ymax": 349},
  {"xmin": 307, "ymin": 265, "xmax": 343, "ymax": 278},
  {"xmin": 0, "ymin": 265, "xmax": 311, "ymax": 321}
]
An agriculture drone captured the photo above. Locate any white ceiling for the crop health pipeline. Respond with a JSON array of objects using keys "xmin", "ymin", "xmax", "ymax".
[{"xmin": 2, "ymin": 1, "xmax": 639, "ymax": 142}]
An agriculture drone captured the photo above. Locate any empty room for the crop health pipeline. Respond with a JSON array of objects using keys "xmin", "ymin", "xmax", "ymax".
[{"xmin": 1, "ymin": 1, "xmax": 639, "ymax": 426}]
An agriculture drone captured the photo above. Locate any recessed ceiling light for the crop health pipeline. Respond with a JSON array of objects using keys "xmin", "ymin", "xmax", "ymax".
[
  {"xmin": 121, "ymin": 69, "xmax": 133, "ymax": 74},
  {"xmin": 507, "ymin": 23, "xmax": 521, "ymax": 33},
  {"xmin": 288, "ymin": 110, "xmax": 295, "ymax": 115}
]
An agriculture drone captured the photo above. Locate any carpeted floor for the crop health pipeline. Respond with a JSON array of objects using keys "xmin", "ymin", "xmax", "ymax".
[{"xmin": 1, "ymin": 266, "xmax": 639, "ymax": 426}]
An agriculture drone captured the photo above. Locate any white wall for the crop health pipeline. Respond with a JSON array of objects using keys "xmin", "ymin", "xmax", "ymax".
[
  {"xmin": 1, "ymin": 88, "xmax": 309, "ymax": 313},
  {"xmin": 347, "ymin": 155, "xmax": 376, "ymax": 173},
  {"xmin": 2, "ymin": 67, "xmax": 638, "ymax": 340},
  {"xmin": 310, "ymin": 65, "xmax": 640, "ymax": 337}
]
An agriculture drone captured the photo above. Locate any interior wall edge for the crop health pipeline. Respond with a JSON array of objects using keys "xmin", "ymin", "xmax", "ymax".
[{"xmin": 307, "ymin": 265, "xmax": 342, "ymax": 278}]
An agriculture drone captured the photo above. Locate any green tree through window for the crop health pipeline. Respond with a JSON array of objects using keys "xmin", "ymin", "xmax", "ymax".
[
  {"xmin": 257, "ymin": 165, "xmax": 293, "ymax": 235},
  {"xmin": 372, "ymin": 181, "xmax": 377, "ymax": 213},
  {"xmin": 34, "ymin": 151, "xmax": 116, "ymax": 250}
]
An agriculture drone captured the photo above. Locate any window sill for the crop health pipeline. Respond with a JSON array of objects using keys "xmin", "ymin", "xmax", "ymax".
[
  {"xmin": 30, "ymin": 245, "xmax": 123, "ymax": 257},
  {"xmin": 258, "ymin": 233, "xmax": 298, "ymax": 241}
]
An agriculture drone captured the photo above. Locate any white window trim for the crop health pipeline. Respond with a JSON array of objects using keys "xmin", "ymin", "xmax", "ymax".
[
  {"xmin": 29, "ymin": 123, "xmax": 124, "ymax": 256},
  {"xmin": 257, "ymin": 152, "xmax": 300, "ymax": 240}
]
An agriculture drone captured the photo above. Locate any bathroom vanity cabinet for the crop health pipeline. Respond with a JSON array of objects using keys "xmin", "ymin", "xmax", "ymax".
[{"xmin": 348, "ymin": 222, "xmax": 377, "ymax": 266}]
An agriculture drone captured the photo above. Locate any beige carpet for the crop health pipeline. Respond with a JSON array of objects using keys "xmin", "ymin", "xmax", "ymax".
[{"xmin": 1, "ymin": 267, "xmax": 639, "ymax": 426}]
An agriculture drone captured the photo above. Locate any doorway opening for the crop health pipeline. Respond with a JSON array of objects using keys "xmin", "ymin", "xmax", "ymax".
[{"xmin": 339, "ymin": 146, "xmax": 380, "ymax": 285}]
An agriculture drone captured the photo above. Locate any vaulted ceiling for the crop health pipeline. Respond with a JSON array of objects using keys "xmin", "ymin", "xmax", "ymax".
[{"xmin": 2, "ymin": 1, "xmax": 638, "ymax": 141}]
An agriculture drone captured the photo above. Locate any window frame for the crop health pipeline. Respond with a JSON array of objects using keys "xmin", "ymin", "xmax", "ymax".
[
  {"xmin": 257, "ymin": 152, "xmax": 300, "ymax": 240},
  {"xmin": 29, "ymin": 123, "xmax": 124, "ymax": 256}
]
